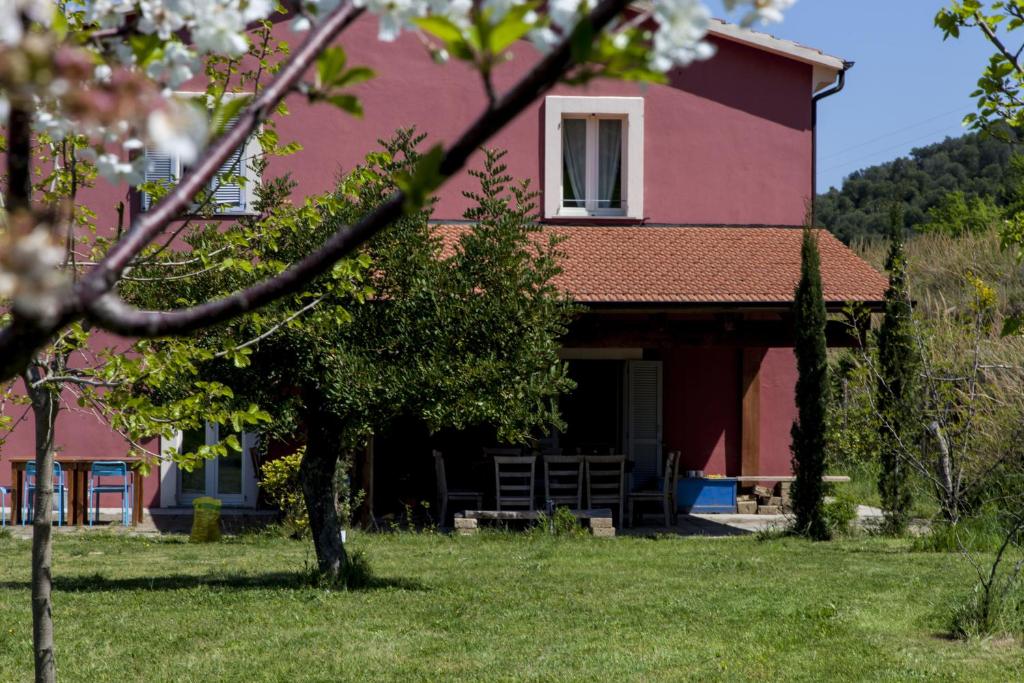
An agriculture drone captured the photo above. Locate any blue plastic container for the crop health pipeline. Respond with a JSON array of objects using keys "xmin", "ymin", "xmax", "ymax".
[{"xmin": 677, "ymin": 478, "xmax": 737, "ymax": 514}]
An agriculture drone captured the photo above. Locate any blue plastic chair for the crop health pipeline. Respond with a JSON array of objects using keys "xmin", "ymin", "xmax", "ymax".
[
  {"xmin": 88, "ymin": 461, "xmax": 132, "ymax": 526},
  {"xmin": 23, "ymin": 462, "xmax": 66, "ymax": 526},
  {"xmin": 0, "ymin": 486, "xmax": 7, "ymax": 526}
]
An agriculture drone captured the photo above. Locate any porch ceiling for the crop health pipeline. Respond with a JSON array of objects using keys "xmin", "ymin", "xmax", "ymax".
[{"xmin": 435, "ymin": 225, "xmax": 888, "ymax": 308}]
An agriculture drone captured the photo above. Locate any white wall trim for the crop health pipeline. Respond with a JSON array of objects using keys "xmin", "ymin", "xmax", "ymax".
[
  {"xmin": 159, "ymin": 432, "xmax": 182, "ymax": 508},
  {"xmin": 159, "ymin": 427, "xmax": 259, "ymax": 508},
  {"xmin": 544, "ymin": 96, "xmax": 644, "ymax": 220}
]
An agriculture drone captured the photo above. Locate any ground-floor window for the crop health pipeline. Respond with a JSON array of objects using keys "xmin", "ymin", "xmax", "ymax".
[{"xmin": 160, "ymin": 424, "xmax": 259, "ymax": 508}]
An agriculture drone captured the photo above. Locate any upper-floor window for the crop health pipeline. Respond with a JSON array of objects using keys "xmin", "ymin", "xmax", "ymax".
[
  {"xmin": 140, "ymin": 99, "xmax": 259, "ymax": 215},
  {"xmin": 544, "ymin": 96, "xmax": 644, "ymax": 220}
]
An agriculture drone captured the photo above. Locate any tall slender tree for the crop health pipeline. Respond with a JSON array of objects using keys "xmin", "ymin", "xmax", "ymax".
[
  {"xmin": 875, "ymin": 210, "xmax": 919, "ymax": 534},
  {"xmin": 791, "ymin": 227, "xmax": 831, "ymax": 540}
]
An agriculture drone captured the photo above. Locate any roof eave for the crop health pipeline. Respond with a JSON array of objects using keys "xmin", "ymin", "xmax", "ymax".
[
  {"xmin": 580, "ymin": 299, "xmax": 885, "ymax": 312},
  {"xmin": 705, "ymin": 19, "xmax": 847, "ymax": 93}
]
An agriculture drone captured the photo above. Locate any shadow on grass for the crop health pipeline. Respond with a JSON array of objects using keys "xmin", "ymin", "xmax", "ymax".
[
  {"xmin": 620, "ymin": 515, "xmax": 756, "ymax": 538},
  {"xmin": 0, "ymin": 571, "xmax": 428, "ymax": 593}
]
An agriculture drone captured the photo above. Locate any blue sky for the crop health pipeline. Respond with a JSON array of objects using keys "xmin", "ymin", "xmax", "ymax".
[{"xmin": 709, "ymin": 0, "xmax": 995, "ymax": 192}]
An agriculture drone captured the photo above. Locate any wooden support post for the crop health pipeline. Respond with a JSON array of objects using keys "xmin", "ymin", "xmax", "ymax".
[
  {"xmin": 740, "ymin": 348, "xmax": 764, "ymax": 483},
  {"xmin": 355, "ymin": 437, "xmax": 374, "ymax": 527}
]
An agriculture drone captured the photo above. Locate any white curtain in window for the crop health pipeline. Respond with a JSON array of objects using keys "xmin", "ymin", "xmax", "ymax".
[
  {"xmin": 598, "ymin": 119, "xmax": 622, "ymax": 208},
  {"xmin": 562, "ymin": 118, "xmax": 587, "ymax": 206}
]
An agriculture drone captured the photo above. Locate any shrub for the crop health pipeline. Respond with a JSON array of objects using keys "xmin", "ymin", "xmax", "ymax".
[
  {"xmin": 949, "ymin": 579, "xmax": 1024, "ymax": 640},
  {"xmin": 261, "ymin": 449, "xmax": 309, "ymax": 537},
  {"xmin": 532, "ymin": 506, "xmax": 587, "ymax": 537},
  {"xmin": 822, "ymin": 492, "xmax": 858, "ymax": 536},
  {"xmin": 913, "ymin": 508, "xmax": 1018, "ymax": 553}
]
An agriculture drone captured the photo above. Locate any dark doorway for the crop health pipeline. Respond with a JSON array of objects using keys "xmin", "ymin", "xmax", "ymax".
[{"xmin": 558, "ymin": 360, "xmax": 624, "ymax": 454}]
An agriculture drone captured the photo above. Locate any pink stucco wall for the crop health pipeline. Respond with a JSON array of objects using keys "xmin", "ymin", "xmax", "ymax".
[
  {"xmin": 664, "ymin": 347, "xmax": 740, "ymax": 476},
  {"xmin": 267, "ymin": 15, "xmax": 813, "ymax": 224},
  {"xmin": 1, "ymin": 15, "xmax": 819, "ymax": 509},
  {"xmin": 663, "ymin": 346, "xmax": 798, "ymax": 478},
  {"xmin": 758, "ymin": 347, "xmax": 799, "ymax": 476},
  {"xmin": 0, "ymin": 328, "xmax": 161, "ymax": 510}
]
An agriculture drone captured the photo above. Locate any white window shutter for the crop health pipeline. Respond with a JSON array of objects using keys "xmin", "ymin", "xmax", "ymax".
[
  {"xmin": 626, "ymin": 360, "xmax": 663, "ymax": 491},
  {"xmin": 210, "ymin": 117, "xmax": 246, "ymax": 213},
  {"xmin": 142, "ymin": 149, "xmax": 178, "ymax": 211},
  {"xmin": 211, "ymin": 142, "xmax": 245, "ymax": 212}
]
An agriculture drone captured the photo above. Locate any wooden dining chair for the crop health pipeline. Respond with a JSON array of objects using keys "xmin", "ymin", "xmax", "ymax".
[
  {"xmin": 585, "ymin": 455, "xmax": 626, "ymax": 524},
  {"xmin": 433, "ymin": 450, "xmax": 483, "ymax": 526},
  {"xmin": 494, "ymin": 455, "xmax": 536, "ymax": 511},
  {"xmin": 543, "ymin": 455, "xmax": 583, "ymax": 509},
  {"xmin": 627, "ymin": 450, "xmax": 681, "ymax": 528},
  {"xmin": 483, "ymin": 447, "xmax": 523, "ymax": 458}
]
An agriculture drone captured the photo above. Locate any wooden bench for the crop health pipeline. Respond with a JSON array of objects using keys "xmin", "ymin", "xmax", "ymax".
[{"xmin": 453, "ymin": 508, "xmax": 615, "ymax": 537}]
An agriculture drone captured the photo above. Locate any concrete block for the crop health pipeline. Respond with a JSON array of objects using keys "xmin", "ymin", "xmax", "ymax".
[
  {"xmin": 736, "ymin": 500, "xmax": 758, "ymax": 514},
  {"xmin": 758, "ymin": 505, "xmax": 782, "ymax": 515},
  {"xmin": 588, "ymin": 517, "xmax": 613, "ymax": 529},
  {"xmin": 591, "ymin": 526, "xmax": 616, "ymax": 538}
]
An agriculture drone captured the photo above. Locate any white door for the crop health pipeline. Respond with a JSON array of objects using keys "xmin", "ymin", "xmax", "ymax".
[
  {"xmin": 176, "ymin": 423, "xmax": 258, "ymax": 507},
  {"xmin": 625, "ymin": 360, "xmax": 663, "ymax": 491}
]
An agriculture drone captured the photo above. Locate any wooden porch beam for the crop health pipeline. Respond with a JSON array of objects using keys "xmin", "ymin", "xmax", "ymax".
[{"xmin": 740, "ymin": 348, "xmax": 764, "ymax": 481}]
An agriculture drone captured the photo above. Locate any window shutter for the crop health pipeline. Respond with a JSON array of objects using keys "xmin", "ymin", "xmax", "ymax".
[
  {"xmin": 142, "ymin": 149, "xmax": 178, "ymax": 211},
  {"xmin": 626, "ymin": 360, "xmax": 663, "ymax": 491},
  {"xmin": 210, "ymin": 117, "xmax": 246, "ymax": 213}
]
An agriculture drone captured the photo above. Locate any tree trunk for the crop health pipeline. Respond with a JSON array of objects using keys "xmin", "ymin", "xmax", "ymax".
[
  {"xmin": 927, "ymin": 421, "xmax": 960, "ymax": 523},
  {"xmin": 25, "ymin": 372, "xmax": 58, "ymax": 683},
  {"xmin": 299, "ymin": 412, "xmax": 347, "ymax": 582}
]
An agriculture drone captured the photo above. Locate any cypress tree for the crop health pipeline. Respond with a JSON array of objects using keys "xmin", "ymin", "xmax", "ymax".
[
  {"xmin": 791, "ymin": 227, "xmax": 831, "ymax": 540},
  {"xmin": 875, "ymin": 213, "xmax": 918, "ymax": 534}
]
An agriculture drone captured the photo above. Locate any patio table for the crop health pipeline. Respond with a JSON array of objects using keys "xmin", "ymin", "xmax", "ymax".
[{"xmin": 7, "ymin": 457, "xmax": 145, "ymax": 526}]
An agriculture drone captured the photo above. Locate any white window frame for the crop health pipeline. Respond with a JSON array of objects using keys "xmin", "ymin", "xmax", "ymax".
[
  {"xmin": 544, "ymin": 96, "xmax": 644, "ymax": 220},
  {"xmin": 159, "ymin": 425, "xmax": 259, "ymax": 508},
  {"xmin": 140, "ymin": 92, "xmax": 260, "ymax": 216}
]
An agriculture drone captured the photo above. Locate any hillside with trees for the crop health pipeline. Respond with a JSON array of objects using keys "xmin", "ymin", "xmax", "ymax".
[{"xmin": 815, "ymin": 130, "xmax": 1022, "ymax": 242}]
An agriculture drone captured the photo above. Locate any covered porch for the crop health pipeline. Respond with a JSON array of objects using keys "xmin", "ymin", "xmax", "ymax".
[{"xmin": 359, "ymin": 226, "xmax": 887, "ymax": 527}]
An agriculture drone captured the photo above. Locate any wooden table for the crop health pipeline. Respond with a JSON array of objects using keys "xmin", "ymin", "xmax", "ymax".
[{"xmin": 8, "ymin": 457, "xmax": 145, "ymax": 526}]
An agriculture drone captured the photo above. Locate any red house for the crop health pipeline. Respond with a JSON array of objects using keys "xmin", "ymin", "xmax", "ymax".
[{"xmin": 0, "ymin": 16, "xmax": 887, "ymax": 521}]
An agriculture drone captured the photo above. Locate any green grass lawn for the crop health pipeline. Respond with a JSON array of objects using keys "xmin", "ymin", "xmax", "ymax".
[{"xmin": 0, "ymin": 530, "xmax": 1019, "ymax": 682}]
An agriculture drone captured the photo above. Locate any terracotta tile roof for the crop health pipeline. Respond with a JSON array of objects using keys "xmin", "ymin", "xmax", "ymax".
[{"xmin": 435, "ymin": 225, "xmax": 888, "ymax": 306}]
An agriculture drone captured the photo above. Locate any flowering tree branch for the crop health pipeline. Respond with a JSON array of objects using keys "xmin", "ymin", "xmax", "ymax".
[
  {"xmin": 81, "ymin": 1, "xmax": 364, "ymax": 290},
  {"xmin": 0, "ymin": 1, "xmax": 364, "ymax": 380},
  {"xmin": 81, "ymin": 0, "xmax": 632, "ymax": 337}
]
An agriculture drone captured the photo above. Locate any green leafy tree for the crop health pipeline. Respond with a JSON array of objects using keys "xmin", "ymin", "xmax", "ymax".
[
  {"xmin": 814, "ymin": 132, "xmax": 1020, "ymax": 243},
  {"xmin": 922, "ymin": 191, "xmax": 1003, "ymax": 237},
  {"xmin": 123, "ymin": 134, "xmax": 577, "ymax": 582},
  {"xmin": 875, "ymin": 212, "xmax": 920, "ymax": 534},
  {"xmin": 791, "ymin": 228, "xmax": 831, "ymax": 540}
]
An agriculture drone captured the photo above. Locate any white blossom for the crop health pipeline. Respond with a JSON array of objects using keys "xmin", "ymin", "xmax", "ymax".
[
  {"xmin": 148, "ymin": 100, "xmax": 209, "ymax": 165},
  {"xmin": 0, "ymin": 226, "xmax": 68, "ymax": 324},
  {"xmin": 33, "ymin": 109, "xmax": 75, "ymax": 140},
  {"xmin": 146, "ymin": 41, "xmax": 200, "ymax": 88},
  {"xmin": 138, "ymin": 0, "xmax": 188, "ymax": 40},
  {"xmin": 0, "ymin": 0, "xmax": 54, "ymax": 46},
  {"xmin": 724, "ymin": 0, "xmax": 796, "ymax": 26},
  {"xmin": 96, "ymin": 152, "xmax": 145, "ymax": 184},
  {"xmin": 649, "ymin": 0, "xmax": 715, "ymax": 72}
]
